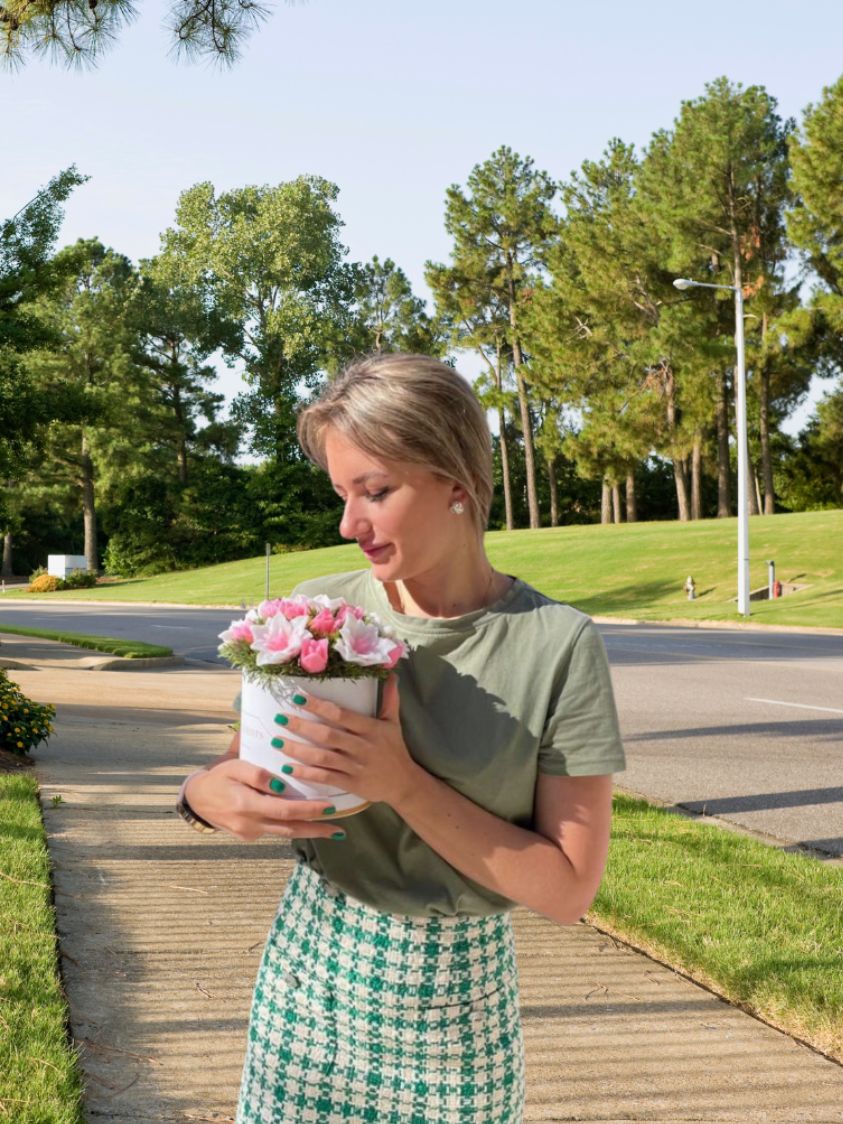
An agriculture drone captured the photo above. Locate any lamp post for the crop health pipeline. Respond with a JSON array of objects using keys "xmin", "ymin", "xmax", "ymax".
[{"xmin": 673, "ymin": 277, "xmax": 749, "ymax": 617}]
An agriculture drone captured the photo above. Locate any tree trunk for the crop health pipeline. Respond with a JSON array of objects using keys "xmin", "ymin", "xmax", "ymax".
[
  {"xmin": 691, "ymin": 433, "xmax": 703, "ymax": 520},
  {"xmin": 716, "ymin": 369, "xmax": 731, "ymax": 517},
  {"xmin": 664, "ymin": 365, "xmax": 690, "ymax": 522},
  {"xmin": 750, "ymin": 465, "xmax": 762, "ymax": 516},
  {"xmin": 1, "ymin": 531, "xmax": 12, "ymax": 578},
  {"xmin": 513, "ymin": 361, "xmax": 539, "ymax": 529},
  {"xmin": 673, "ymin": 458, "xmax": 691, "ymax": 522},
  {"xmin": 547, "ymin": 458, "xmax": 559, "ymax": 527},
  {"xmin": 625, "ymin": 473, "xmax": 637, "ymax": 522},
  {"xmin": 508, "ymin": 270, "xmax": 539, "ymax": 529},
  {"xmin": 611, "ymin": 482, "xmax": 622, "ymax": 524},
  {"xmin": 600, "ymin": 479, "xmax": 611, "ymax": 524},
  {"xmin": 497, "ymin": 408, "xmax": 515, "ymax": 531},
  {"xmin": 758, "ymin": 341, "xmax": 775, "ymax": 514},
  {"xmin": 80, "ymin": 431, "xmax": 98, "ymax": 573}
]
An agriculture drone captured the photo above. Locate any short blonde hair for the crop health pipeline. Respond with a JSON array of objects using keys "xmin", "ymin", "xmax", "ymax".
[{"xmin": 297, "ymin": 354, "xmax": 493, "ymax": 536}]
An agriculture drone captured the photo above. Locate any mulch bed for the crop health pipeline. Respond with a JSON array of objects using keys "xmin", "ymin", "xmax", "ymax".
[{"xmin": 0, "ymin": 748, "xmax": 34, "ymax": 775}]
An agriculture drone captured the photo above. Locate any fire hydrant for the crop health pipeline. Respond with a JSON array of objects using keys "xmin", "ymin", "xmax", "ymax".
[{"xmin": 685, "ymin": 575, "xmax": 696, "ymax": 601}]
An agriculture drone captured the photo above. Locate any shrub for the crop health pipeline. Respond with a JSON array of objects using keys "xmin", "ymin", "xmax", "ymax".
[
  {"xmin": 0, "ymin": 670, "xmax": 55, "ymax": 756},
  {"xmin": 28, "ymin": 574, "xmax": 60, "ymax": 593},
  {"xmin": 28, "ymin": 565, "xmax": 48, "ymax": 582},
  {"xmin": 60, "ymin": 570, "xmax": 97, "ymax": 589}
]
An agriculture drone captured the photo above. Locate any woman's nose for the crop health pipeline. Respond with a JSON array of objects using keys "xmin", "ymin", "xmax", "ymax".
[{"xmin": 339, "ymin": 498, "xmax": 369, "ymax": 541}]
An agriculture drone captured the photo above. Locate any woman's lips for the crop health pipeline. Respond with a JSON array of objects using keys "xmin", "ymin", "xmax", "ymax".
[{"xmin": 361, "ymin": 542, "xmax": 391, "ymax": 561}]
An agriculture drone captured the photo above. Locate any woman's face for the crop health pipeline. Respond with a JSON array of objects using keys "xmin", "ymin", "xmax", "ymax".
[{"xmin": 323, "ymin": 427, "xmax": 464, "ymax": 582}]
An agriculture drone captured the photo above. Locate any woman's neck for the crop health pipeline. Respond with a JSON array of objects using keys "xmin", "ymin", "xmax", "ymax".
[{"xmin": 386, "ymin": 551, "xmax": 510, "ymax": 619}]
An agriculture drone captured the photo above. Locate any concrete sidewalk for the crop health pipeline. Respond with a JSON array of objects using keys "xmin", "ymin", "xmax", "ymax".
[{"xmin": 5, "ymin": 632, "xmax": 843, "ymax": 1123}]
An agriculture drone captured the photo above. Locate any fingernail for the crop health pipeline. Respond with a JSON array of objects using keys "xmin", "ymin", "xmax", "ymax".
[
  {"xmin": 331, "ymin": 831, "xmax": 346, "ymax": 840},
  {"xmin": 293, "ymin": 694, "xmax": 307, "ymax": 706},
  {"xmin": 269, "ymin": 778, "xmax": 285, "ymax": 794},
  {"xmin": 322, "ymin": 806, "xmax": 336, "ymax": 816},
  {"xmin": 271, "ymin": 737, "xmax": 285, "ymax": 748},
  {"xmin": 274, "ymin": 714, "xmax": 289, "ymax": 726},
  {"xmin": 281, "ymin": 764, "xmax": 294, "ymax": 775}
]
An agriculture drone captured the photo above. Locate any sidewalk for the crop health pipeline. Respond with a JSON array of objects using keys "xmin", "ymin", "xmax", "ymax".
[{"xmin": 5, "ymin": 633, "xmax": 843, "ymax": 1123}]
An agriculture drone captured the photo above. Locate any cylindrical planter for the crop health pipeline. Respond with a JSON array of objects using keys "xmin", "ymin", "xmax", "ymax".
[{"xmin": 238, "ymin": 673, "xmax": 379, "ymax": 818}]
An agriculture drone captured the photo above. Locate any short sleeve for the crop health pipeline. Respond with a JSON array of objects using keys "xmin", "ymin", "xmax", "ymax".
[{"xmin": 538, "ymin": 620, "xmax": 626, "ymax": 776}]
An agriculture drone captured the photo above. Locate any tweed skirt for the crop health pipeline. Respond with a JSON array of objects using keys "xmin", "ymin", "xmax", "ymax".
[{"xmin": 235, "ymin": 858, "xmax": 525, "ymax": 1124}]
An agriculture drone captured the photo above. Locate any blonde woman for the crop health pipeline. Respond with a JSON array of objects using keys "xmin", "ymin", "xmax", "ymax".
[{"xmin": 179, "ymin": 353, "xmax": 626, "ymax": 1123}]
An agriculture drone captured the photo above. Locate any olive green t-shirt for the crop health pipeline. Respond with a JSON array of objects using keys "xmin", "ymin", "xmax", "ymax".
[{"xmin": 283, "ymin": 569, "xmax": 625, "ymax": 918}]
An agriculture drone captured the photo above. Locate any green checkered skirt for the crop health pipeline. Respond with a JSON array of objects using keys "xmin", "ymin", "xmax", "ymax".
[{"xmin": 236, "ymin": 859, "xmax": 525, "ymax": 1123}]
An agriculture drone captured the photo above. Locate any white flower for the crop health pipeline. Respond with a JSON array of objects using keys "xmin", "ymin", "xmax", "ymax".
[
  {"xmin": 311, "ymin": 594, "xmax": 347, "ymax": 611},
  {"xmin": 250, "ymin": 614, "xmax": 312, "ymax": 666},
  {"xmin": 334, "ymin": 615, "xmax": 397, "ymax": 667}
]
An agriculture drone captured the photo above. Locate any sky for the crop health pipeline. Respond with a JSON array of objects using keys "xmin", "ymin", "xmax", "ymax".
[{"xmin": 4, "ymin": 0, "xmax": 843, "ymax": 435}]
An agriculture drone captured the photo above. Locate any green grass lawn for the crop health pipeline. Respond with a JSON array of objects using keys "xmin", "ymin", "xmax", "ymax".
[
  {"xmin": 4, "ymin": 509, "xmax": 842, "ymax": 627},
  {"xmin": 0, "ymin": 772, "xmax": 85, "ymax": 1122},
  {"xmin": 590, "ymin": 794, "xmax": 843, "ymax": 1062},
  {"xmin": 0, "ymin": 625, "xmax": 172, "ymax": 659}
]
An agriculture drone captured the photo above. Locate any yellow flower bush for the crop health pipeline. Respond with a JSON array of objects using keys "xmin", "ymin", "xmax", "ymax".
[{"xmin": 0, "ymin": 670, "xmax": 55, "ymax": 756}]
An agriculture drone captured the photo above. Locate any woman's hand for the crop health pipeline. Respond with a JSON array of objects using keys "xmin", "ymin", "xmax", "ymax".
[
  {"xmin": 274, "ymin": 674, "xmax": 419, "ymax": 808},
  {"xmin": 184, "ymin": 734, "xmax": 345, "ymax": 842}
]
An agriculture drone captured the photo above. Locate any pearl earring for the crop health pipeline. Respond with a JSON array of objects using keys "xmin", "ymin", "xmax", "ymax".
[{"xmin": 450, "ymin": 501, "xmax": 465, "ymax": 515}]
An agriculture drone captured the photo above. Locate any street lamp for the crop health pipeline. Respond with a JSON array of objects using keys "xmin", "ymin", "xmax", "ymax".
[{"xmin": 673, "ymin": 276, "xmax": 750, "ymax": 617}]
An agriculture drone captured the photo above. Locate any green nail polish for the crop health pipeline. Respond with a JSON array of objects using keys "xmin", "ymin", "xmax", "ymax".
[
  {"xmin": 293, "ymin": 694, "xmax": 307, "ymax": 706},
  {"xmin": 274, "ymin": 714, "xmax": 289, "ymax": 726},
  {"xmin": 281, "ymin": 764, "xmax": 294, "ymax": 775},
  {"xmin": 271, "ymin": 737, "xmax": 285, "ymax": 749},
  {"xmin": 269, "ymin": 778, "xmax": 285, "ymax": 794},
  {"xmin": 322, "ymin": 806, "xmax": 336, "ymax": 816},
  {"xmin": 331, "ymin": 831, "xmax": 345, "ymax": 840}
]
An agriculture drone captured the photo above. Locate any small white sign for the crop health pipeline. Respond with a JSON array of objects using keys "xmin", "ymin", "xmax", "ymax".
[{"xmin": 47, "ymin": 555, "xmax": 88, "ymax": 579}]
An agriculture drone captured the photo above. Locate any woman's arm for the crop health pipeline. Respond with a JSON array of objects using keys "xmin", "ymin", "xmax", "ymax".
[{"xmin": 392, "ymin": 768, "xmax": 615, "ymax": 926}]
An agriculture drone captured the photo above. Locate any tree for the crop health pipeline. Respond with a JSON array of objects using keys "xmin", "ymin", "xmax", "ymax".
[
  {"xmin": 129, "ymin": 250, "xmax": 240, "ymax": 485},
  {"xmin": 1, "ymin": 167, "xmax": 86, "ymax": 566},
  {"xmin": 643, "ymin": 78, "xmax": 795, "ymax": 515},
  {"xmin": 426, "ymin": 256, "xmax": 517, "ymax": 530},
  {"xmin": 22, "ymin": 238, "xmax": 137, "ymax": 571},
  {"xmin": 350, "ymin": 256, "xmax": 444, "ymax": 358},
  {"xmin": 1, "ymin": 0, "xmax": 282, "ymax": 68},
  {"xmin": 162, "ymin": 178, "xmax": 353, "ymax": 462},
  {"xmin": 429, "ymin": 146, "xmax": 557, "ymax": 528}
]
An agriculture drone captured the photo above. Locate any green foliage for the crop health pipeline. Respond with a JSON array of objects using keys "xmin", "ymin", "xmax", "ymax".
[
  {"xmin": 60, "ymin": 569, "xmax": 97, "ymax": 588},
  {"xmin": 0, "ymin": 0, "xmax": 273, "ymax": 68},
  {"xmin": 0, "ymin": 624, "xmax": 171, "ymax": 658},
  {"xmin": 0, "ymin": 167, "xmax": 86, "ymax": 512},
  {"xmin": 348, "ymin": 255, "xmax": 445, "ymax": 359},
  {"xmin": 0, "ymin": 669, "xmax": 55, "ymax": 755},
  {"xmin": 0, "ymin": 773, "xmax": 86, "ymax": 1121},
  {"xmin": 162, "ymin": 177, "xmax": 352, "ymax": 459}
]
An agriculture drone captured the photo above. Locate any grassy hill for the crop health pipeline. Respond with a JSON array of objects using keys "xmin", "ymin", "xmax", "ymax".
[{"xmin": 3, "ymin": 509, "xmax": 842, "ymax": 628}]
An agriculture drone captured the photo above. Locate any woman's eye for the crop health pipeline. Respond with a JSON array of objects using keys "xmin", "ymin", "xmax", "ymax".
[{"xmin": 368, "ymin": 489, "xmax": 389, "ymax": 502}]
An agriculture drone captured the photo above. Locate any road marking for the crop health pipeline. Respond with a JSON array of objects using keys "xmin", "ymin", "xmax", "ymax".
[{"xmin": 746, "ymin": 697, "xmax": 843, "ymax": 715}]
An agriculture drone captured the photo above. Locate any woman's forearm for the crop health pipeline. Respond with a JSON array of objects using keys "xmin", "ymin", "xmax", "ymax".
[{"xmin": 392, "ymin": 763, "xmax": 590, "ymax": 925}]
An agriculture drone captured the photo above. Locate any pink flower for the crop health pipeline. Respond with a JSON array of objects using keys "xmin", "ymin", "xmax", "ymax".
[
  {"xmin": 299, "ymin": 637, "xmax": 329, "ymax": 674},
  {"xmin": 385, "ymin": 640, "xmax": 406, "ymax": 668},
  {"xmin": 259, "ymin": 597, "xmax": 309, "ymax": 620},
  {"xmin": 309, "ymin": 608, "xmax": 337, "ymax": 636},
  {"xmin": 218, "ymin": 620, "xmax": 254, "ymax": 645},
  {"xmin": 250, "ymin": 614, "xmax": 311, "ymax": 666},
  {"xmin": 335, "ymin": 616, "xmax": 398, "ymax": 667},
  {"xmin": 335, "ymin": 603, "xmax": 367, "ymax": 626}
]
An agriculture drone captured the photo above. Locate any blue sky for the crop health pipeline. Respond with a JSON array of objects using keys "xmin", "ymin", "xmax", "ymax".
[{"xmin": 4, "ymin": 0, "xmax": 842, "ymax": 432}]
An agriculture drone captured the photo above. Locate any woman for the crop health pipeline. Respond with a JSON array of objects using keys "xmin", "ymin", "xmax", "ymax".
[{"xmin": 178, "ymin": 353, "xmax": 626, "ymax": 1123}]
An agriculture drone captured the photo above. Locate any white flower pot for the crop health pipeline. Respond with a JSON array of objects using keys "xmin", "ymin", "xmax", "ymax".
[{"xmin": 238, "ymin": 673, "xmax": 379, "ymax": 818}]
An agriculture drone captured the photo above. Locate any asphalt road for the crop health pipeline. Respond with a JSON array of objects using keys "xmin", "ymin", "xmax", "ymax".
[{"xmin": 2, "ymin": 600, "xmax": 841, "ymax": 858}]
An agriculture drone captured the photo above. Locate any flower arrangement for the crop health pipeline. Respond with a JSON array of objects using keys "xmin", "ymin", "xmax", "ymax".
[
  {"xmin": 218, "ymin": 594, "xmax": 408, "ymax": 684},
  {"xmin": 0, "ymin": 670, "xmax": 56, "ymax": 756}
]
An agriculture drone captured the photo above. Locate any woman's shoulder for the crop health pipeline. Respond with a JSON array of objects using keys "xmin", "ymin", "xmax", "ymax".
[{"xmin": 508, "ymin": 578, "xmax": 592, "ymax": 640}]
